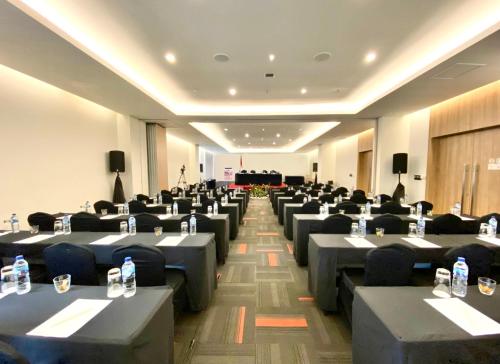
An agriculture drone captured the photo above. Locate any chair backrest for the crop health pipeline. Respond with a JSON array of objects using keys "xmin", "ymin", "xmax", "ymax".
[
  {"xmin": 129, "ymin": 200, "xmax": 148, "ymax": 213},
  {"xmin": 335, "ymin": 187, "xmax": 348, "ymax": 196},
  {"xmin": 43, "ymin": 242, "xmax": 99, "ymax": 285},
  {"xmin": 198, "ymin": 194, "xmax": 209, "ymax": 203},
  {"xmin": 201, "ymin": 199, "xmax": 216, "ymax": 213},
  {"xmin": 0, "ymin": 341, "xmax": 29, "ymax": 364},
  {"xmin": 335, "ymin": 201, "xmax": 360, "ymax": 214},
  {"xmin": 284, "ymin": 190, "xmax": 296, "ymax": 197},
  {"xmin": 479, "ymin": 212, "xmax": 500, "ymax": 224},
  {"xmin": 291, "ymin": 194, "xmax": 306, "ymax": 203},
  {"xmin": 322, "ymin": 186, "xmax": 332, "ymax": 192},
  {"xmin": 94, "ymin": 200, "xmax": 118, "ymax": 214},
  {"xmin": 176, "ymin": 199, "xmax": 193, "ymax": 214},
  {"xmin": 364, "ymin": 244, "xmax": 416, "ymax": 286},
  {"xmin": 432, "ymin": 213, "xmax": 465, "ymax": 234},
  {"xmin": 378, "ymin": 201, "xmax": 408, "ymax": 215},
  {"xmin": 378, "ymin": 194, "xmax": 392, "ymax": 204},
  {"xmin": 134, "ymin": 213, "xmax": 162, "ymax": 233},
  {"xmin": 319, "ymin": 194, "xmax": 335, "ymax": 204},
  {"xmin": 27, "ymin": 212, "xmax": 56, "ymax": 232},
  {"xmin": 411, "ymin": 201, "xmax": 433, "ymax": 214},
  {"xmin": 321, "ymin": 214, "xmax": 352, "ymax": 234},
  {"xmin": 301, "ymin": 201, "xmax": 321, "ymax": 214},
  {"xmin": 250, "ymin": 170, "xmax": 256, "ymax": 173},
  {"xmin": 136, "ymin": 194, "xmax": 150, "ymax": 202},
  {"xmin": 352, "ymin": 189, "xmax": 365, "ymax": 196},
  {"xmin": 372, "ymin": 214, "xmax": 403, "ymax": 234},
  {"xmin": 241, "ymin": 169, "xmax": 247, "ymax": 173},
  {"xmin": 443, "ymin": 244, "xmax": 495, "ymax": 284},
  {"xmin": 180, "ymin": 213, "xmax": 211, "ymax": 232},
  {"xmin": 112, "ymin": 244, "xmax": 166, "ymax": 286},
  {"xmin": 350, "ymin": 194, "xmax": 367, "ymax": 204},
  {"xmin": 262, "ymin": 170, "xmax": 268, "ymax": 173},
  {"xmin": 161, "ymin": 194, "xmax": 174, "ymax": 204},
  {"xmin": 71, "ymin": 212, "xmax": 102, "ymax": 232}
]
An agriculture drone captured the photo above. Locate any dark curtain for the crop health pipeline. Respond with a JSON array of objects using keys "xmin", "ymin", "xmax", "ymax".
[{"xmin": 113, "ymin": 172, "xmax": 126, "ymax": 203}]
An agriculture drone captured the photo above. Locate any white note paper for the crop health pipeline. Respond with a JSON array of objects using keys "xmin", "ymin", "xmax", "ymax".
[
  {"xmin": 407, "ymin": 214, "xmax": 432, "ymax": 221},
  {"xmin": 146, "ymin": 204, "xmax": 159, "ymax": 207},
  {"xmin": 156, "ymin": 235, "xmax": 186, "ymax": 247},
  {"xmin": 157, "ymin": 214, "xmax": 172, "ymax": 220},
  {"xmin": 355, "ymin": 215, "xmax": 374, "ymax": 220},
  {"xmin": 315, "ymin": 215, "xmax": 329, "ymax": 220},
  {"xmin": 425, "ymin": 298, "xmax": 500, "ymax": 336},
  {"xmin": 401, "ymin": 237, "xmax": 440, "ymax": 248},
  {"xmin": 344, "ymin": 237, "xmax": 376, "ymax": 248},
  {"xmin": 27, "ymin": 299, "xmax": 112, "ymax": 338},
  {"xmin": 99, "ymin": 214, "xmax": 123, "ymax": 220},
  {"xmin": 0, "ymin": 292, "xmax": 9, "ymax": 300},
  {"xmin": 0, "ymin": 232, "xmax": 10, "ymax": 237},
  {"xmin": 89, "ymin": 234, "xmax": 127, "ymax": 245},
  {"xmin": 459, "ymin": 216, "xmax": 475, "ymax": 221},
  {"xmin": 13, "ymin": 234, "xmax": 53, "ymax": 244},
  {"xmin": 476, "ymin": 236, "xmax": 500, "ymax": 247},
  {"xmin": 371, "ymin": 204, "xmax": 381, "ymax": 208}
]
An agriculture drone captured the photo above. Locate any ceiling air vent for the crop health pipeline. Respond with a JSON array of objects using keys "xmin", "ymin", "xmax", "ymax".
[{"xmin": 430, "ymin": 63, "xmax": 486, "ymax": 80}]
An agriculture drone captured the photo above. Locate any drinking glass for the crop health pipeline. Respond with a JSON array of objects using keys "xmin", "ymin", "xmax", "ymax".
[
  {"xmin": 432, "ymin": 268, "xmax": 451, "ymax": 298},
  {"xmin": 118, "ymin": 205, "xmax": 124, "ymax": 215},
  {"xmin": 479, "ymin": 223, "xmax": 490, "ymax": 237},
  {"xmin": 408, "ymin": 223, "xmax": 417, "ymax": 237},
  {"xmin": 400, "ymin": 197, "xmax": 405, "ymax": 204},
  {"xmin": 54, "ymin": 220, "xmax": 63, "ymax": 235},
  {"xmin": 319, "ymin": 206, "xmax": 325, "ymax": 215},
  {"xmin": 376, "ymin": 227, "xmax": 385, "ymax": 237},
  {"xmin": 154, "ymin": 226, "xmax": 163, "ymax": 236},
  {"xmin": 410, "ymin": 206, "xmax": 416, "ymax": 216},
  {"xmin": 478, "ymin": 277, "xmax": 496, "ymax": 296},
  {"xmin": 1, "ymin": 265, "xmax": 16, "ymax": 294},
  {"xmin": 101, "ymin": 209, "xmax": 108, "ymax": 216},
  {"xmin": 427, "ymin": 209, "xmax": 433, "ymax": 217},
  {"xmin": 120, "ymin": 221, "xmax": 128, "ymax": 234},
  {"xmin": 360, "ymin": 206, "xmax": 366, "ymax": 215},
  {"xmin": 53, "ymin": 274, "xmax": 71, "ymax": 294},
  {"xmin": 107, "ymin": 268, "xmax": 123, "ymax": 298},
  {"xmin": 350, "ymin": 223, "xmax": 359, "ymax": 237},
  {"xmin": 191, "ymin": 209, "xmax": 196, "ymax": 214},
  {"xmin": 207, "ymin": 206, "xmax": 213, "ymax": 215},
  {"xmin": 181, "ymin": 222, "xmax": 189, "ymax": 236},
  {"xmin": 192, "ymin": 197, "xmax": 196, "ymax": 203},
  {"xmin": 166, "ymin": 205, "xmax": 172, "ymax": 215},
  {"xmin": 334, "ymin": 197, "xmax": 339, "ymax": 204},
  {"xmin": 339, "ymin": 209, "xmax": 345, "ymax": 215},
  {"xmin": 30, "ymin": 225, "xmax": 39, "ymax": 234}
]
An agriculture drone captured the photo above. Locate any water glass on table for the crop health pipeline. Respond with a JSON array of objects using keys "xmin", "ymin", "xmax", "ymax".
[
  {"xmin": 375, "ymin": 227, "xmax": 384, "ymax": 237},
  {"xmin": 350, "ymin": 223, "xmax": 359, "ymax": 237},
  {"xmin": 53, "ymin": 274, "xmax": 71, "ymax": 294},
  {"xmin": 408, "ymin": 223, "xmax": 417, "ymax": 237},
  {"xmin": 120, "ymin": 221, "xmax": 128, "ymax": 234},
  {"xmin": 1, "ymin": 265, "xmax": 16, "ymax": 294},
  {"xmin": 29, "ymin": 225, "xmax": 39, "ymax": 234},
  {"xmin": 118, "ymin": 206, "xmax": 124, "ymax": 215},
  {"xmin": 360, "ymin": 206, "xmax": 366, "ymax": 215},
  {"xmin": 166, "ymin": 205, "xmax": 172, "ymax": 215},
  {"xmin": 410, "ymin": 206, "xmax": 416, "ymax": 215},
  {"xmin": 319, "ymin": 206, "xmax": 325, "ymax": 215},
  {"xmin": 101, "ymin": 209, "xmax": 108, "ymax": 216},
  {"xmin": 180, "ymin": 221, "xmax": 189, "ymax": 236},
  {"xmin": 432, "ymin": 268, "xmax": 451, "ymax": 298},
  {"xmin": 107, "ymin": 268, "xmax": 123, "ymax": 298},
  {"xmin": 479, "ymin": 223, "xmax": 490, "ymax": 237},
  {"xmin": 478, "ymin": 277, "xmax": 496, "ymax": 296},
  {"xmin": 207, "ymin": 206, "xmax": 213, "ymax": 215},
  {"xmin": 339, "ymin": 209, "xmax": 345, "ymax": 215},
  {"xmin": 154, "ymin": 226, "xmax": 163, "ymax": 236},
  {"xmin": 54, "ymin": 220, "xmax": 63, "ymax": 235}
]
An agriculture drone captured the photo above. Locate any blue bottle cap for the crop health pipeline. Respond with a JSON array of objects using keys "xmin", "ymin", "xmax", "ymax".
[
  {"xmin": 458, "ymin": 257, "xmax": 465, "ymax": 262},
  {"xmin": 15, "ymin": 255, "xmax": 23, "ymax": 260},
  {"xmin": 124, "ymin": 257, "xmax": 131, "ymax": 262}
]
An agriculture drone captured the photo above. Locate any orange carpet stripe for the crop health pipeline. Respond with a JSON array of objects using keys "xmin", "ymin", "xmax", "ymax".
[
  {"xmin": 237, "ymin": 244, "xmax": 248, "ymax": 254},
  {"xmin": 235, "ymin": 306, "xmax": 246, "ymax": 344},
  {"xmin": 257, "ymin": 232, "xmax": 279, "ymax": 236},
  {"xmin": 255, "ymin": 316, "xmax": 308, "ymax": 328},
  {"xmin": 256, "ymin": 248, "xmax": 283, "ymax": 252},
  {"xmin": 243, "ymin": 217, "xmax": 257, "ymax": 220},
  {"xmin": 287, "ymin": 244, "xmax": 293, "ymax": 254},
  {"xmin": 298, "ymin": 296, "xmax": 314, "ymax": 302},
  {"xmin": 268, "ymin": 253, "xmax": 279, "ymax": 267}
]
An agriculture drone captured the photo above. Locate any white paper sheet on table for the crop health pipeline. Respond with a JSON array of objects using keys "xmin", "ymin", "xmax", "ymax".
[
  {"xmin": 459, "ymin": 216, "xmax": 475, "ymax": 221},
  {"xmin": 315, "ymin": 214, "xmax": 329, "ymax": 220},
  {"xmin": 89, "ymin": 235, "xmax": 127, "ymax": 245},
  {"xmin": 476, "ymin": 236, "xmax": 500, "ymax": 247},
  {"xmin": 355, "ymin": 215, "xmax": 373, "ymax": 220},
  {"xmin": 146, "ymin": 204, "xmax": 159, "ymax": 207},
  {"xmin": 0, "ymin": 232, "xmax": 10, "ymax": 237},
  {"xmin": 99, "ymin": 214, "xmax": 123, "ymax": 220},
  {"xmin": 27, "ymin": 299, "xmax": 112, "ymax": 338},
  {"xmin": 401, "ymin": 237, "xmax": 440, "ymax": 248},
  {"xmin": 156, "ymin": 235, "xmax": 186, "ymax": 247},
  {"xmin": 56, "ymin": 215, "xmax": 72, "ymax": 220},
  {"xmin": 0, "ymin": 292, "xmax": 9, "ymax": 300},
  {"xmin": 13, "ymin": 234, "xmax": 53, "ymax": 244},
  {"xmin": 371, "ymin": 203, "xmax": 381, "ymax": 208},
  {"xmin": 407, "ymin": 214, "xmax": 432, "ymax": 221},
  {"xmin": 425, "ymin": 298, "xmax": 500, "ymax": 336},
  {"xmin": 157, "ymin": 214, "xmax": 172, "ymax": 220},
  {"xmin": 344, "ymin": 237, "xmax": 376, "ymax": 248}
]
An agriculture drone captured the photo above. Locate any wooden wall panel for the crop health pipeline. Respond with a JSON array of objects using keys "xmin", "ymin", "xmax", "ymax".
[
  {"xmin": 155, "ymin": 124, "xmax": 168, "ymax": 189},
  {"xmin": 357, "ymin": 150, "xmax": 373, "ymax": 193},
  {"xmin": 357, "ymin": 128, "xmax": 374, "ymax": 152}
]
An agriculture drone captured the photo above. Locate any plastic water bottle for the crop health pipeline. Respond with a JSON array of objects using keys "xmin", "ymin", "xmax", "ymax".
[
  {"xmin": 213, "ymin": 201, "xmax": 218, "ymax": 215},
  {"xmin": 123, "ymin": 201, "xmax": 129, "ymax": 215},
  {"xmin": 416, "ymin": 202, "xmax": 422, "ymax": 217},
  {"xmin": 121, "ymin": 257, "xmax": 136, "ymax": 298},
  {"xmin": 489, "ymin": 217, "xmax": 497, "ymax": 237},
  {"xmin": 196, "ymin": 194, "xmax": 201, "ymax": 204},
  {"xmin": 13, "ymin": 255, "xmax": 31, "ymax": 295},
  {"xmin": 366, "ymin": 202, "xmax": 371, "ymax": 216},
  {"xmin": 62, "ymin": 215, "xmax": 71, "ymax": 235},
  {"xmin": 308, "ymin": 194, "xmax": 312, "ymax": 202},
  {"xmin": 303, "ymin": 197, "xmax": 307, "ymax": 204},
  {"xmin": 417, "ymin": 216, "xmax": 425, "ymax": 238},
  {"xmin": 133, "ymin": 194, "xmax": 137, "ymax": 201},
  {"xmin": 189, "ymin": 215, "xmax": 197, "ymax": 235},
  {"xmin": 452, "ymin": 257, "xmax": 468, "ymax": 297},
  {"xmin": 157, "ymin": 192, "xmax": 162, "ymax": 204},
  {"xmin": 324, "ymin": 202, "xmax": 329, "ymax": 215},
  {"xmin": 375, "ymin": 195, "xmax": 381, "ymax": 205},
  {"xmin": 339, "ymin": 195, "xmax": 343, "ymax": 203},
  {"xmin": 359, "ymin": 216, "xmax": 367, "ymax": 237},
  {"xmin": 173, "ymin": 202, "xmax": 178, "ymax": 215},
  {"xmin": 9, "ymin": 214, "xmax": 20, "ymax": 233},
  {"xmin": 128, "ymin": 216, "xmax": 136, "ymax": 236},
  {"xmin": 454, "ymin": 202, "xmax": 461, "ymax": 216}
]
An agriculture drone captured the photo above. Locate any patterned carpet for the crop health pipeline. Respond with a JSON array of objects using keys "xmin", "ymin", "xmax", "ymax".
[{"xmin": 174, "ymin": 198, "xmax": 352, "ymax": 363}]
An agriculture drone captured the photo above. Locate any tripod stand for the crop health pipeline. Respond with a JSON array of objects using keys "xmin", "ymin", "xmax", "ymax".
[{"xmin": 177, "ymin": 165, "xmax": 188, "ymax": 190}]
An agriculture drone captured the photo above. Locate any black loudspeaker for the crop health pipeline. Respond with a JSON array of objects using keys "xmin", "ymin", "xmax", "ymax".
[
  {"xmin": 200, "ymin": 163, "xmax": 204, "ymax": 173},
  {"xmin": 109, "ymin": 150, "xmax": 125, "ymax": 173},
  {"xmin": 392, "ymin": 153, "xmax": 408, "ymax": 174},
  {"xmin": 312, "ymin": 163, "xmax": 318, "ymax": 172}
]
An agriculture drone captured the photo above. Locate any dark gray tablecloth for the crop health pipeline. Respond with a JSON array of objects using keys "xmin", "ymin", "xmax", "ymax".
[
  {"xmin": 269, "ymin": 188, "xmax": 282, "ymax": 202},
  {"xmin": 0, "ymin": 231, "xmax": 216, "ymax": 311},
  {"xmin": 278, "ymin": 197, "xmax": 293, "ymax": 225},
  {"xmin": 0, "ymin": 284, "xmax": 173, "ymax": 364},
  {"xmin": 272, "ymin": 192, "xmax": 285, "ymax": 214},
  {"xmin": 235, "ymin": 173, "xmax": 282, "ymax": 186},
  {"xmin": 308, "ymin": 234, "xmax": 500, "ymax": 311},
  {"xmin": 294, "ymin": 214, "xmax": 478, "ymax": 265},
  {"xmin": 353, "ymin": 286, "xmax": 500, "ymax": 364}
]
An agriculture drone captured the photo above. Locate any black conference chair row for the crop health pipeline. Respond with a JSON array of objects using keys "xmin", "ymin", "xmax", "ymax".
[{"xmin": 339, "ymin": 243, "xmax": 497, "ymax": 324}]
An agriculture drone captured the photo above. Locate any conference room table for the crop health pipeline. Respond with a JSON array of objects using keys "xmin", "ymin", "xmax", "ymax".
[
  {"xmin": 308, "ymin": 233, "xmax": 500, "ymax": 311},
  {"xmin": 293, "ymin": 213, "xmax": 478, "ymax": 265},
  {"xmin": 0, "ymin": 231, "xmax": 216, "ymax": 311},
  {"xmin": 235, "ymin": 172, "xmax": 282, "ymax": 186},
  {"xmin": 0, "ymin": 284, "xmax": 174, "ymax": 363},
  {"xmin": 352, "ymin": 286, "xmax": 500, "ymax": 364}
]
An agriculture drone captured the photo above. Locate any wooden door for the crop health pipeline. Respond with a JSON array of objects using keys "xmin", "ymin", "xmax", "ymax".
[{"xmin": 357, "ymin": 150, "xmax": 373, "ymax": 193}]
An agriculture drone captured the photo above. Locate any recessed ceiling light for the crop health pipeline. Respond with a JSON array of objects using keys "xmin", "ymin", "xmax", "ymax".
[
  {"xmin": 276, "ymin": 133, "xmax": 281, "ymax": 138},
  {"xmin": 261, "ymin": 137, "xmax": 264, "ymax": 141},
  {"xmin": 313, "ymin": 51, "xmax": 331, "ymax": 62},
  {"xmin": 301, "ymin": 88, "xmax": 307, "ymax": 94},
  {"xmin": 364, "ymin": 51, "xmax": 377, "ymax": 63},
  {"xmin": 268, "ymin": 54, "xmax": 275, "ymax": 62},
  {"xmin": 289, "ymin": 139, "xmax": 292, "ymax": 142},
  {"xmin": 232, "ymin": 139, "xmax": 236, "ymax": 142},
  {"xmin": 262, "ymin": 128, "xmax": 265, "ymax": 131},
  {"xmin": 244, "ymin": 133, "xmax": 250, "ymax": 138},
  {"xmin": 299, "ymin": 128, "xmax": 303, "ymax": 131},
  {"xmin": 214, "ymin": 53, "xmax": 230, "ymax": 62},
  {"xmin": 248, "ymin": 142, "xmax": 251, "ymax": 145},
  {"xmin": 164, "ymin": 52, "xmax": 176, "ymax": 64},
  {"xmin": 272, "ymin": 141, "xmax": 276, "ymax": 145},
  {"xmin": 224, "ymin": 128, "xmax": 228, "ymax": 132},
  {"xmin": 229, "ymin": 88, "xmax": 237, "ymax": 96}
]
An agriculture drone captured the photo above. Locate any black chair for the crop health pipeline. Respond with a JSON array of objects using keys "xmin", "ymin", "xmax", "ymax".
[
  {"xmin": 378, "ymin": 194, "xmax": 392, "ymax": 204},
  {"xmin": 378, "ymin": 201, "xmax": 409, "ymax": 215},
  {"xmin": 479, "ymin": 212, "xmax": 500, "ymax": 224},
  {"xmin": 292, "ymin": 194, "xmax": 307, "ymax": 203},
  {"xmin": 372, "ymin": 214, "xmax": 403, "ymax": 234},
  {"xmin": 364, "ymin": 244, "xmax": 416, "ymax": 286},
  {"xmin": 146, "ymin": 205, "xmax": 167, "ymax": 214},
  {"xmin": 180, "ymin": 213, "xmax": 211, "ymax": 232},
  {"xmin": 301, "ymin": 201, "xmax": 321, "ymax": 214},
  {"xmin": 250, "ymin": 170, "xmax": 256, "ymax": 173},
  {"xmin": 432, "ymin": 213, "xmax": 466, "ymax": 234},
  {"xmin": 161, "ymin": 189, "xmax": 171, "ymax": 195},
  {"xmin": 262, "ymin": 170, "xmax": 268, "ymax": 174},
  {"xmin": 312, "ymin": 184, "xmax": 322, "ymax": 190},
  {"xmin": 241, "ymin": 170, "xmax": 247, "ymax": 173},
  {"xmin": 411, "ymin": 201, "xmax": 433, "ymax": 214},
  {"xmin": 443, "ymin": 244, "xmax": 495, "ymax": 284},
  {"xmin": 27, "ymin": 212, "xmax": 56, "ymax": 231},
  {"xmin": 134, "ymin": 213, "xmax": 162, "ymax": 233},
  {"xmin": 319, "ymin": 194, "xmax": 335, "ymax": 204},
  {"xmin": 43, "ymin": 243, "xmax": 99, "ymax": 285},
  {"xmin": 71, "ymin": 212, "xmax": 102, "ymax": 232},
  {"xmin": 350, "ymin": 194, "xmax": 367, "ymax": 204},
  {"xmin": 94, "ymin": 200, "xmax": 118, "ymax": 214},
  {"xmin": 129, "ymin": 200, "xmax": 148, "ymax": 213},
  {"xmin": 335, "ymin": 187, "xmax": 348, "ymax": 196},
  {"xmin": 321, "ymin": 214, "xmax": 352, "ymax": 234},
  {"xmin": 0, "ymin": 341, "xmax": 29, "ymax": 364},
  {"xmin": 335, "ymin": 201, "xmax": 360, "ymax": 214},
  {"xmin": 136, "ymin": 194, "xmax": 150, "ymax": 203},
  {"xmin": 284, "ymin": 190, "xmax": 296, "ymax": 197},
  {"xmin": 201, "ymin": 199, "xmax": 216, "ymax": 213},
  {"xmin": 176, "ymin": 199, "xmax": 193, "ymax": 214},
  {"xmin": 323, "ymin": 186, "xmax": 332, "ymax": 193},
  {"xmin": 352, "ymin": 189, "xmax": 365, "ymax": 196},
  {"xmin": 198, "ymin": 194, "xmax": 209, "ymax": 203},
  {"xmin": 161, "ymin": 194, "xmax": 174, "ymax": 204}
]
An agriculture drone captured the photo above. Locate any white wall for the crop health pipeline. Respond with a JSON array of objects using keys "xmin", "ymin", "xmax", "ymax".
[
  {"xmin": 0, "ymin": 64, "xmax": 147, "ymax": 228},
  {"xmin": 334, "ymin": 135, "xmax": 359, "ymax": 189},
  {"xmin": 199, "ymin": 148, "xmax": 214, "ymax": 180},
  {"xmin": 318, "ymin": 141, "xmax": 336, "ymax": 183},
  {"xmin": 165, "ymin": 132, "xmax": 199, "ymax": 187}
]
